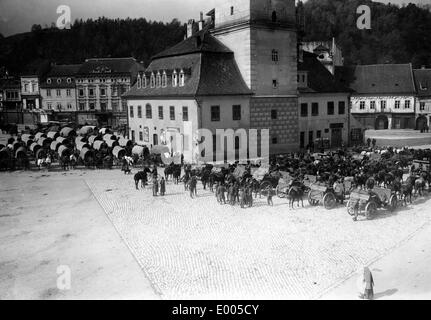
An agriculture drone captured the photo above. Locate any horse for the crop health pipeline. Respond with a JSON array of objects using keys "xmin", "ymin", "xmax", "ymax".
[
  {"xmin": 134, "ymin": 170, "xmax": 149, "ymax": 190},
  {"xmin": 287, "ymin": 182, "xmax": 305, "ymax": 209},
  {"xmin": 60, "ymin": 155, "xmax": 70, "ymax": 171},
  {"xmin": 415, "ymin": 177, "xmax": 426, "ymax": 197}
]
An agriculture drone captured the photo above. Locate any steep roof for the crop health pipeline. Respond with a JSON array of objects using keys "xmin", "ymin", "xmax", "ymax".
[
  {"xmin": 124, "ymin": 32, "xmax": 252, "ymax": 99},
  {"xmin": 336, "ymin": 64, "xmax": 416, "ymax": 95},
  {"xmin": 413, "ymin": 69, "xmax": 431, "ymax": 97},
  {"xmin": 152, "ymin": 30, "xmax": 232, "ymax": 59},
  {"xmin": 298, "ymin": 51, "xmax": 350, "ymax": 94},
  {"xmin": 0, "ymin": 77, "xmax": 21, "ymax": 89},
  {"xmin": 21, "ymin": 59, "xmax": 51, "ymax": 77},
  {"xmin": 77, "ymin": 57, "xmax": 141, "ymax": 76},
  {"xmin": 47, "ymin": 64, "xmax": 81, "ymax": 77}
]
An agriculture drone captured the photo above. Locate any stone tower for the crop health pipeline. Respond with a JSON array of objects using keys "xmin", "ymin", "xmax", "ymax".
[{"xmin": 211, "ymin": 0, "xmax": 299, "ymax": 153}]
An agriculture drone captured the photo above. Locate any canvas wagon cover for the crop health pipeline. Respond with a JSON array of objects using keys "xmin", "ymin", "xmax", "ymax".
[
  {"xmin": 112, "ymin": 146, "xmax": 126, "ymax": 159},
  {"xmin": 132, "ymin": 145, "xmax": 145, "ymax": 156},
  {"xmin": 233, "ymin": 165, "xmax": 246, "ymax": 178},
  {"xmin": 93, "ymin": 140, "xmax": 106, "ymax": 150},
  {"xmin": 57, "ymin": 145, "xmax": 69, "ymax": 157},
  {"xmin": 252, "ymin": 166, "xmax": 269, "ymax": 180},
  {"xmin": 60, "ymin": 127, "xmax": 75, "ymax": 138}
]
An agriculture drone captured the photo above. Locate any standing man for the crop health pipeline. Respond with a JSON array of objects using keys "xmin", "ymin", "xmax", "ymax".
[
  {"xmin": 160, "ymin": 177, "xmax": 166, "ymax": 196},
  {"xmin": 372, "ymin": 138, "xmax": 377, "ymax": 149},
  {"xmin": 153, "ymin": 178, "xmax": 159, "ymax": 197},
  {"xmin": 189, "ymin": 175, "xmax": 197, "ymax": 198}
]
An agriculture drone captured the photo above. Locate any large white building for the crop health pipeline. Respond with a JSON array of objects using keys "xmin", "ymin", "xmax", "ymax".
[{"xmin": 125, "ymin": 0, "xmax": 300, "ymax": 159}]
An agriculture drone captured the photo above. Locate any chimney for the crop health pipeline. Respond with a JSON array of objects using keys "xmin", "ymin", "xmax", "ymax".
[
  {"xmin": 187, "ymin": 19, "xmax": 195, "ymax": 38},
  {"xmin": 199, "ymin": 12, "xmax": 204, "ymax": 31}
]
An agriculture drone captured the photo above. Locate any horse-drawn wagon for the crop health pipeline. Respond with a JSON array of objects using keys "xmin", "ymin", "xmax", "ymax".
[
  {"xmin": 275, "ymin": 171, "xmax": 294, "ymax": 198},
  {"xmin": 347, "ymin": 187, "xmax": 398, "ymax": 219},
  {"xmin": 307, "ymin": 182, "xmax": 338, "ymax": 209}
]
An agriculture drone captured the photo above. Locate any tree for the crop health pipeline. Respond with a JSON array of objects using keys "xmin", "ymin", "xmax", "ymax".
[{"xmin": 31, "ymin": 24, "xmax": 42, "ymax": 32}]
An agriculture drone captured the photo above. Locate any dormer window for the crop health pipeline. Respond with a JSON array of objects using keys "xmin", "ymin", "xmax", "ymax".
[
  {"xmin": 137, "ymin": 74, "xmax": 141, "ymax": 89},
  {"xmin": 47, "ymin": 78, "xmax": 51, "ymax": 84},
  {"xmin": 142, "ymin": 75, "xmax": 147, "ymax": 88},
  {"xmin": 179, "ymin": 70, "xmax": 185, "ymax": 87},
  {"xmin": 420, "ymin": 82, "xmax": 428, "ymax": 90},
  {"xmin": 156, "ymin": 72, "xmax": 161, "ymax": 88},
  {"xmin": 57, "ymin": 78, "xmax": 61, "ymax": 83},
  {"xmin": 67, "ymin": 78, "xmax": 71, "ymax": 83},
  {"xmin": 162, "ymin": 71, "xmax": 167, "ymax": 87},
  {"xmin": 150, "ymin": 73, "xmax": 155, "ymax": 88},
  {"xmin": 172, "ymin": 70, "xmax": 178, "ymax": 87}
]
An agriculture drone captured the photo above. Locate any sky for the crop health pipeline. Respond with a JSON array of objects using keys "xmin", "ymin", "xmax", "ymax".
[{"xmin": 0, "ymin": 0, "xmax": 430, "ymax": 37}]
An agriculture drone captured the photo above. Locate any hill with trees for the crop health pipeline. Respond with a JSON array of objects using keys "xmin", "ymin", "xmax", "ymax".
[
  {"xmin": 301, "ymin": 0, "xmax": 431, "ymax": 67},
  {"xmin": 1, "ymin": 0, "xmax": 430, "ymax": 74}
]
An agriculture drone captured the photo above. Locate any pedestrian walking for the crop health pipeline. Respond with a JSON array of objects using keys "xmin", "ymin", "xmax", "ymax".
[
  {"xmin": 160, "ymin": 177, "xmax": 166, "ymax": 196},
  {"xmin": 152, "ymin": 178, "xmax": 159, "ymax": 197},
  {"xmin": 189, "ymin": 175, "xmax": 197, "ymax": 198},
  {"xmin": 366, "ymin": 138, "xmax": 371, "ymax": 148},
  {"xmin": 267, "ymin": 186, "xmax": 274, "ymax": 206},
  {"xmin": 372, "ymin": 138, "xmax": 377, "ymax": 149},
  {"xmin": 357, "ymin": 266, "xmax": 374, "ymax": 300}
]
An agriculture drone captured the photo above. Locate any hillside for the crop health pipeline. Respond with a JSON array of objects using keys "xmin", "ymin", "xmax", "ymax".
[{"xmin": 301, "ymin": 0, "xmax": 431, "ymax": 67}]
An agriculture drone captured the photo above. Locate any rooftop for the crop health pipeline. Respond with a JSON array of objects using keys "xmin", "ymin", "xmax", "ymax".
[{"xmin": 413, "ymin": 68, "xmax": 431, "ymax": 97}]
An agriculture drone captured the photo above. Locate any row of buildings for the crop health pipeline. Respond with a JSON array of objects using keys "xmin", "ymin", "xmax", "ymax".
[
  {"xmin": 0, "ymin": 57, "xmax": 144, "ymax": 130},
  {"xmin": 2, "ymin": 0, "xmax": 431, "ymax": 156}
]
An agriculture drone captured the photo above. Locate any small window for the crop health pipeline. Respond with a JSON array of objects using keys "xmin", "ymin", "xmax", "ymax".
[
  {"xmin": 272, "ymin": 136, "xmax": 278, "ymax": 144},
  {"xmin": 312, "ymin": 103, "xmax": 319, "ymax": 116},
  {"xmin": 146, "ymin": 104, "xmax": 152, "ymax": 119},
  {"xmin": 57, "ymin": 78, "xmax": 61, "ymax": 84},
  {"xmin": 129, "ymin": 106, "xmax": 134, "ymax": 118},
  {"xmin": 360, "ymin": 101, "xmax": 365, "ymax": 110},
  {"xmin": 137, "ymin": 75, "xmax": 141, "ymax": 89},
  {"xmin": 139, "ymin": 131, "xmax": 143, "ymax": 141},
  {"xmin": 67, "ymin": 78, "xmax": 71, "ymax": 83},
  {"xmin": 211, "ymin": 105, "xmax": 220, "ymax": 122},
  {"xmin": 66, "ymin": 89, "xmax": 71, "ymax": 97},
  {"xmin": 338, "ymin": 101, "xmax": 345, "ymax": 115},
  {"xmin": 272, "ymin": 79, "xmax": 278, "ymax": 89},
  {"xmin": 137, "ymin": 105, "xmax": 142, "ymax": 118},
  {"xmin": 89, "ymin": 102, "xmax": 95, "ymax": 110},
  {"xmin": 47, "ymin": 89, "xmax": 51, "ymax": 97},
  {"xmin": 100, "ymin": 88, "xmax": 106, "ymax": 96},
  {"xmin": 170, "ymin": 106, "xmax": 175, "ymax": 120},
  {"xmin": 56, "ymin": 89, "xmax": 61, "ymax": 97},
  {"xmin": 162, "ymin": 72, "xmax": 167, "ymax": 87},
  {"xmin": 79, "ymin": 103, "xmax": 85, "ymax": 111},
  {"xmin": 317, "ymin": 130, "xmax": 322, "ymax": 138},
  {"xmin": 381, "ymin": 100, "xmax": 387, "ymax": 109},
  {"xmin": 150, "ymin": 73, "xmax": 155, "ymax": 88},
  {"xmin": 156, "ymin": 72, "xmax": 161, "ymax": 88},
  {"xmin": 172, "ymin": 71, "xmax": 178, "ymax": 87},
  {"xmin": 300, "ymin": 103, "xmax": 308, "ymax": 117},
  {"xmin": 395, "ymin": 100, "xmax": 400, "ymax": 109},
  {"xmin": 182, "ymin": 106, "xmax": 189, "ymax": 121},
  {"xmin": 271, "ymin": 109, "xmax": 277, "ymax": 120},
  {"xmin": 47, "ymin": 78, "xmax": 51, "ymax": 84},
  {"xmin": 158, "ymin": 106, "xmax": 164, "ymax": 119},
  {"xmin": 79, "ymin": 89, "xmax": 84, "ymax": 97},
  {"xmin": 232, "ymin": 105, "xmax": 241, "ymax": 121},
  {"xmin": 271, "ymin": 50, "xmax": 279, "ymax": 62},
  {"xmin": 179, "ymin": 70, "xmax": 185, "ymax": 87},
  {"xmin": 47, "ymin": 103, "xmax": 52, "ymax": 110},
  {"xmin": 420, "ymin": 102, "xmax": 426, "ymax": 111},
  {"xmin": 370, "ymin": 101, "xmax": 375, "ymax": 109},
  {"xmin": 405, "ymin": 100, "xmax": 410, "ymax": 109},
  {"xmin": 142, "ymin": 75, "xmax": 147, "ymax": 88},
  {"xmin": 131, "ymin": 130, "xmax": 135, "ymax": 142},
  {"xmin": 327, "ymin": 101, "xmax": 334, "ymax": 115},
  {"xmin": 89, "ymin": 88, "xmax": 94, "ymax": 97}
]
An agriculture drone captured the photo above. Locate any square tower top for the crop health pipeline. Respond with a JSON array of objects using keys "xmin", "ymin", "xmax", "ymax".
[{"xmin": 214, "ymin": 0, "xmax": 296, "ymax": 29}]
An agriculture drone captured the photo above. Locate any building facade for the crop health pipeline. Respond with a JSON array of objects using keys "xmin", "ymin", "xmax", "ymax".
[
  {"xmin": 75, "ymin": 58, "xmax": 143, "ymax": 128},
  {"xmin": 0, "ymin": 76, "xmax": 22, "ymax": 125},
  {"xmin": 40, "ymin": 64, "xmax": 81, "ymax": 123},
  {"xmin": 301, "ymin": 38, "xmax": 344, "ymax": 75},
  {"xmin": 298, "ymin": 52, "xmax": 350, "ymax": 149},
  {"xmin": 124, "ymin": 30, "xmax": 252, "ymax": 162},
  {"xmin": 336, "ymin": 64, "xmax": 417, "ymax": 144},
  {"xmin": 413, "ymin": 68, "xmax": 431, "ymax": 131},
  {"xmin": 211, "ymin": 0, "xmax": 299, "ymax": 154}
]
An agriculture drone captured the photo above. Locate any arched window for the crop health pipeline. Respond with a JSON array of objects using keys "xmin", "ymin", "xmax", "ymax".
[
  {"xmin": 156, "ymin": 72, "xmax": 161, "ymax": 88},
  {"xmin": 142, "ymin": 75, "xmax": 147, "ymax": 88},
  {"xmin": 150, "ymin": 73, "xmax": 155, "ymax": 88},
  {"xmin": 137, "ymin": 74, "xmax": 141, "ymax": 89},
  {"xmin": 272, "ymin": 11, "xmax": 277, "ymax": 22},
  {"xmin": 172, "ymin": 70, "xmax": 178, "ymax": 87},
  {"xmin": 162, "ymin": 71, "xmax": 167, "ymax": 87},
  {"xmin": 179, "ymin": 69, "xmax": 185, "ymax": 87}
]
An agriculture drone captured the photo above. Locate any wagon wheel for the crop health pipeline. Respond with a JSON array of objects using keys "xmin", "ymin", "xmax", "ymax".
[
  {"xmin": 365, "ymin": 201, "xmax": 377, "ymax": 220},
  {"xmin": 389, "ymin": 195, "xmax": 398, "ymax": 212},
  {"xmin": 308, "ymin": 192, "xmax": 319, "ymax": 206},
  {"xmin": 346, "ymin": 200, "xmax": 355, "ymax": 216},
  {"xmin": 276, "ymin": 185, "xmax": 286, "ymax": 198},
  {"xmin": 323, "ymin": 192, "xmax": 337, "ymax": 210}
]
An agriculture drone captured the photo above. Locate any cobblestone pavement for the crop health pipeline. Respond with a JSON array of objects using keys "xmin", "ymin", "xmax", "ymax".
[{"xmin": 86, "ymin": 171, "xmax": 431, "ymax": 299}]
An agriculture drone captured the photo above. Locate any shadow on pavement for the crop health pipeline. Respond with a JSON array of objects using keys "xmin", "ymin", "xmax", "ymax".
[{"xmin": 374, "ymin": 288, "xmax": 398, "ymax": 300}]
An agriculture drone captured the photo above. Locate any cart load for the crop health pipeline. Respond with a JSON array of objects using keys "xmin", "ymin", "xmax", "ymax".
[{"xmin": 112, "ymin": 146, "xmax": 126, "ymax": 159}]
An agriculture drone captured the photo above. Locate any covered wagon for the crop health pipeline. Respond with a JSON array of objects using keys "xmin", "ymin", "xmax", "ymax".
[
  {"xmin": 106, "ymin": 139, "xmax": 119, "ymax": 148},
  {"xmin": 132, "ymin": 145, "xmax": 145, "ymax": 156},
  {"xmin": 47, "ymin": 131, "xmax": 59, "ymax": 140},
  {"xmin": 34, "ymin": 132, "xmax": 47, "ymax": 141},
  {"xmin": 93, "ymin": 140, "xmax": 108, "ymax": 151},
  {"xmin": 76, "ymin": 141, "xmax": 91, "ymax": 152},
  {"xmin": 60, "ymin": 127, "xmax": 76, "ymax": 138},
  {"xmin": 112, "ymin": 146, "xmax": 126, "ymax": 159},
  {"xmin": 15, "ymin": 146, "xmax": 27, "ymax": 159},
  {"xmin": 78, "ymin": 126, "xmax": 96, "ymax": 136},
  {"xmin": 57, "ymin": 145, "xmax": 70, "ymax": 158},
  {"xmin": 50, "ymin": 141, "xmax": 61, "ymax": 152}
]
